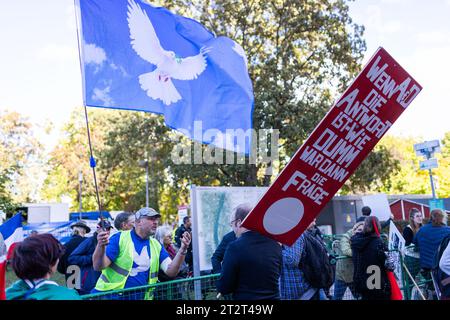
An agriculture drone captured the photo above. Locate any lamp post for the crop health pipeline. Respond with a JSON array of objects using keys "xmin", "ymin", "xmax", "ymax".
[
  {"xmin": 139, "ymin": 156, "xmax": 149, "ymax": 208},
  {"xmin": 414, "ymin": 140, "xmax": 441, "ymax": 200},
  {"xmin": 78, "ymin": 171, "xmax": 83, "ymax": 220}
]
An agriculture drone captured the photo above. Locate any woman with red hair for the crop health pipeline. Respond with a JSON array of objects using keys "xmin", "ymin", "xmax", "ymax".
[{"xmin": 6, "ymin": 234, "xmax": 81, "ymax": 300}]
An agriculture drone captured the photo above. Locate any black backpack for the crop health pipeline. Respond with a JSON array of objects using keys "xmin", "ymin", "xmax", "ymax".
[
  {"xmin": 299, "ymin": 232, "xmax": 335, "ymax": 289},
  {"xmin": 432, "ymin": 234, "xmax": 450, "ymax": 299}
]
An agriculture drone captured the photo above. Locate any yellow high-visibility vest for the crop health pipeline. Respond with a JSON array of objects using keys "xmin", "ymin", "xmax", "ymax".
[{"xmin": 94, "ymin": 230, "xmax": 161, "ymax": 300}]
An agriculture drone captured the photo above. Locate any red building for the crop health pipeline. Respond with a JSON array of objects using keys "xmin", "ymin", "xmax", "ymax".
[{"xmin": 389, "ymin": 198, "xmax": 450, "ymax": 220}]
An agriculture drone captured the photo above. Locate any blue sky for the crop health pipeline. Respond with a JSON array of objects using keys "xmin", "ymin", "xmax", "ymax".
[{"xmin": 1, "ymin": 0, "xmax": 449, "ymax": 152}]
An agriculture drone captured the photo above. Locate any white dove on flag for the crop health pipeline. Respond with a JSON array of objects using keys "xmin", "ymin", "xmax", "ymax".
[
  {"xmin": 130, "ymin": 246, "xmax": 150, "ymax": 276},
  {"xmin": 127, "ymin": 0, "xmax": 210, "ymax": 106}
]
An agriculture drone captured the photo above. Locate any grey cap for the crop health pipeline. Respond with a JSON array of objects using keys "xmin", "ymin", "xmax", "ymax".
[{"xmin": 135, "ymin": 207, "xmax": 161, "ymax": 220}]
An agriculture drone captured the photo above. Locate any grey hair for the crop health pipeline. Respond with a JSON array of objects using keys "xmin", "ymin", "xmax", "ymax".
[
  {"xmin": 155, "ymin": 225, "xmax": 172, "ymax": 244},
  {"xmin": 234, "ymin": 203, "xmax": 253, "ymax": 222},
  {"xmin": 431, "ymin": 209, "xmax": 446, "ymax": 226}
]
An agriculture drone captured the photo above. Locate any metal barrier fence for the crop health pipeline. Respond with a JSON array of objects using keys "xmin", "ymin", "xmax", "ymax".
[
  {"xmin": 80, "ymin": 246, "xmax": 435, "ymax": 300},
  {"xmin": 81, "ymin": 274, "xmax": 225, "ymax": 300},
  {"xmin": 401, "ymin": 247, "xmax": 435, "ymax": 300}
]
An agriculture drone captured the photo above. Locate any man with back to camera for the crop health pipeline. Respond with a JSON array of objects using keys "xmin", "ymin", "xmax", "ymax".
[
  {"xmin": 356, "ymin": 205, "xmax": 393, "ymax": 228},
  {"xmin": 356, "ymin": 206, "xmax": 372, "ymax": 223},
  {"xmin": 217, "ymin": 204, "xmax": 282, "ymax": 300}
]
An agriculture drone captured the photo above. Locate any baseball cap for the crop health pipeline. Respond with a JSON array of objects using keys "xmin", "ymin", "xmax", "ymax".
[{"xmin": 135, "ymin": 207, "xmax": 161, "ymax": 220}]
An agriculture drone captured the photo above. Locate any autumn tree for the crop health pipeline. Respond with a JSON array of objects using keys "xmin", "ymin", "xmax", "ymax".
[
  {"xmin": 0, "ymin": 110, "xmax": 43, "ymax": 212},
  {"xmin": 43, "ymin": 0, "xmax": 407, "ymax": 219}
]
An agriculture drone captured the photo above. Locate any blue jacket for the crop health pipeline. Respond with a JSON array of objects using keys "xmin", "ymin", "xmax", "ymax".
[
  {"xmin": 413, "ymin": 223, "xmax": 450, "ymax": 269},
  {"xmin": 67, "ymin": 234, "xmax": 101, "ymax": 295}
]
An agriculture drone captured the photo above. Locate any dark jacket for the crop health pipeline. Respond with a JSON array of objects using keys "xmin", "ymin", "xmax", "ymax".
[
  {"xmin": 175, "ymin": 224, "xmax": 193, "ymax": 268},
  {"xmin": 67, "ymin": 234, "xmax": 101, "ymax": 295},
  {"xmin": 351, "ymin": 232, "xmax": 391, "ymax": 300},
  {"xmin": 211, "ymin": 231, "xmax": 236, "ymax": 274},
  {"xmin": 217, "ymin": 231, "xmax": 282, "ymax": 300},
  {"xmin": 57, "ymin": 235, "xmax": 86, "ymax": 277},
  {"xmin": 403, "ymin": 225, "xmax": 415, "ymax": 246}
]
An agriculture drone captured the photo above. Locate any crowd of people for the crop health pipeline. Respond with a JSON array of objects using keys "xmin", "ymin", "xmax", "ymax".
[
  {"xmin": 2, "ymin": 203, "xmax": 450, "ymax": 301},
  {"xmin": 3, "ymin": 208, "xmax": 193, "ymax": 300},
  {"xmin": 212, "ymin": 205, "xmax": 450, "ymax": 301}
]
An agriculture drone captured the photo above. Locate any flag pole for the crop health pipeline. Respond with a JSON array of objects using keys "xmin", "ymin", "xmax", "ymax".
[
  {"xmin": 83, "ymin": 106, "xmax": 103, "ymax": 219},
  {"xmin": 74, "ymin": 1, "xmax": 105, "ymax": 226}
]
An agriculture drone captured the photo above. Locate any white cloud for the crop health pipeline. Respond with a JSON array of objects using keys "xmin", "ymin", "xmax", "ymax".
[
  {"xmin": 92, "ymin": 86, "xmax": 114, "ymax": 105},
  {"xmin": 83, "ymin": 42, "xmax": 107, "ymax": 65},
  {"xmin": 110, "ymin": 62, "xmax": 130, "ymax": 77}
]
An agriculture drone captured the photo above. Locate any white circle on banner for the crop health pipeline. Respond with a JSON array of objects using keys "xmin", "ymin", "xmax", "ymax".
[{"xmin": 263, "ymin": 197, "xmax": 304, "ymax": 235}]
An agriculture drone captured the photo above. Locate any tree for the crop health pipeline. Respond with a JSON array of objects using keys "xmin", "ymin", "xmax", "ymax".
[
  {"xmin": 0, "ymin": 169, "xmax": 17, "ymax": 214},
  {"xmin": 339, "ymin": 144, "xmax": 400, "ymax": 194},
  {"xmin": 145, "ymin": 0, "xmax": 376, "ymax": 189},
  {"xmin": 0, "ymin": 110, "xmax": 43, "ymax": 211},
  {"xmin": 372, "ymin": 133, "xmax": 450, "ymax": 198},
  {"xmin": 44, "ymin": 0, "xmax": 407, "ymax": 219},
  {"xmin": 42, "ymin": 108, "xmax": 178, "ymax": 220},
  {"xmin": 42, "ymin": 108, "xmax": 123, "ymax": 211}
]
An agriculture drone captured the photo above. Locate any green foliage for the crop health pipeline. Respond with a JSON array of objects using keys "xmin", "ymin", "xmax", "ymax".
[
  {"xmin": 377, "ymin": 133, "xmax": 450, "ymax": 198},
  {"xmin": 340, "ymin": 145, "xmax": 400, "ymax": 194},
  {"xmin": 0, "ymin": 169, "xmax": 17, "ymax": 213},
  {"xmin": 150, "ymin": 0, "xmax": 368, "ymax": 187},
  {"xmin": 0, "ymin": 110, "xmax": 43, "ymax": 210}
]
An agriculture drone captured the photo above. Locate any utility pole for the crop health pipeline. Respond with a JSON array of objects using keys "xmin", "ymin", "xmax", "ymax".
[
  {"xmin": 414, "ymin": 140, "xmax": 441, "ymax": 200},
  {"xmin": 139, "ymin": 151, "xmax": 149, "ymax": 208}
]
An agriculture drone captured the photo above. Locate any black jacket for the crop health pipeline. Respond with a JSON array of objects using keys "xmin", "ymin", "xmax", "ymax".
[
  {"xmin": 57, "ymin": 235, "xmax": 86, "ymax": 277},
  {"xmin": 67, "ymin": 234, "xmax": 101, "ymax": 295},
  {"xmin": 211, "ymin": 231, "xmax": 236, "ymax": 274},
  {"xmin": 351, "ymin": 233, "xmax": 391, "ymax": 300},
  {"xmin": 175, "ymin": 225, "xmax": 193, "ymax": 268},
  {"xmin": 217, "ymin": 231, "xmax": 282, "ymax": 300}
]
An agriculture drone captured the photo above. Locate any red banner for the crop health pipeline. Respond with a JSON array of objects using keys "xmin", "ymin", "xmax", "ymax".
[{"xmin": 242, "ymin": 47, "xmax": 422, "ymax": 246}]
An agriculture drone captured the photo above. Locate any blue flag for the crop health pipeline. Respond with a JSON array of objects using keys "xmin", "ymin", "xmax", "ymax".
[{"xmin": 75, "ymin": 0, "xmax": 254, "ymax": 153}]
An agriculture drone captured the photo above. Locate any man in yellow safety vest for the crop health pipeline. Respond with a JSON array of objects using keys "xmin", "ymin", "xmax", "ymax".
[{"xmin": 92, "ymin": 207, "xmax": 191, "ymax": 299}]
